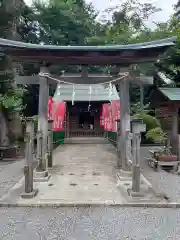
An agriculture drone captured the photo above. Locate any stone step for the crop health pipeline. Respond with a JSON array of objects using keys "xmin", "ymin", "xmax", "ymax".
[{"xmin": 64, "ymin": 137, "xmax": 109, "ymax": 144}]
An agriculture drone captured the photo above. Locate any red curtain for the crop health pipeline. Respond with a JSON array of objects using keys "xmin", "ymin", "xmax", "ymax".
[
  {"xmin": 111, "ymin": 100, "xmax": 120, "ymax": 120},
  {"xmin": 111, "ymin": 100, "xmax": 120, "ymax": 132},
  {"xmin": 102, "ymin": 104, "xmax": 110, "ymax": 131},
  {"xmin": 107, "ymin": 104, "xmax": 113, "ymax": 131},
  {"xmin": 100, "ymin": 106, "xmax": 104, "ymax": 128},
  {"xmin": 51, "ymin": 101, "xmax": 66, "ymax": 132},
  {"xmin": 48, "ymin": 96, "xmax": 53, "ymax": 120}
]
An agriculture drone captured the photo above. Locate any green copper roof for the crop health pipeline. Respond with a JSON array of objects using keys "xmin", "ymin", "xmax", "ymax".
[
  {"xmin": 53, "ymin": 84, "xmax": 119, "ymax": 102},
  {"xmin": 0, "ymin": 37, "xmax": 176, "ymax": 65},
  {"xmin": 0, "ymin": 37, "xmax": 176, "ymax": 51},
  {"xmin": 159, "ymin": 88, "xmax": 180, "ymax": 101}
]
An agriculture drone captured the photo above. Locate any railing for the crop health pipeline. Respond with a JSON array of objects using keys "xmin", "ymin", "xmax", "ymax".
[
  {"xmin": 105, "ymin": 131, "xmax": 117, "ymax": 146},
  {"xmin": 68, "ymin": 130, "xmax": 104, "ymax": 138}
]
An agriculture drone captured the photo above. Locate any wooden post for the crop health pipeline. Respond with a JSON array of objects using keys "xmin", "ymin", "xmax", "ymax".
[
  {"xmin": 34, "ymin": 67, "xmax": 51, "ymax": 181},
  {"xmin": 116, "ymin": 119, "xmax": 121, "ymax": 157},
  {"xmin": 47, "ymin": 120, "xmax": 53, "ymax": 168},
  {"xmin": 131, "ymin": 119, "xmax": 146, "ymax": 194},
  {"xmin": 126, "ymin": 131, "xmax": 133, "ymax": 167},
  {"xmin": 172, "ymin": 108, "xmax": 178, "ymax": 137},
  {"xmin": 21, "ymin": 117, "xmax": 38, "ymax": 198},
  {"xmin": 119, "ymin": 79, "xmax": 131, "ymax": 170},
  {"xmin": 140, "ymin": 85, "xmax": 144, "ymax": 114},
  {"xmin": 132, "ymin": 133, "xmax": 141, "ymax": 192},
  {"xmin": 37, "ymin": 66, "xmax": 49, "ymax": 172},
  {"xmin": 36, "ymin": 131, "xmax": 43, "ymax": 167},
  {"xmin": 172, "ymin": 107, "xmax": 178, "ymax": 155}
]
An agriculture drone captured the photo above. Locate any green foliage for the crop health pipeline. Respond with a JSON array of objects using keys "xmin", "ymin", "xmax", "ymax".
[
  {"xmin": 0, "ymin": 2, "xmax": 28, "ymax": 116},
  {"xmin": 0, "ymin": 0, "xmax": 178, "ymax": 116},
  {"xmin": 33, "ymin": 0, "xmax": 97, "ymax": 45},
  {"xmin": 130, "ymin": 102, "xmax": 150, "ymax": 115},
  {"xmin": 146, "ymin": 127, "xmax": 167, "ymax": 143},
  {"xmin": 33, "ymin": 115, "xmax": 38, "ymax": 133},
  {"xmin": 133, "ymin": 113, "xmax": 160, "ymax": 132}
]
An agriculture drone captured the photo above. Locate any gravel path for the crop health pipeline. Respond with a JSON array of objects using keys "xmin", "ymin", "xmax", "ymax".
[
  {"xmin": 140, "ymin": 147, "xmax": 180, "ymax": 202},
  {"xmin": 0, "ymin": 147, "xmax": 178, "ymax": 239},
  {"xmin": 0, "ymin": 206, "xmax": 178, "ymax": 240},
  {"xmin": 0, "ymin": 159, "xmax": 24, "ymax": 197}
]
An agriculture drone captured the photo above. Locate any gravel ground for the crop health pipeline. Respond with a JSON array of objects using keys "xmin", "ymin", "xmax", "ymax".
[
  {"xmin": 0, "ymin": 147, "xmax": 178, "ymax": 239},
  {"xmin": 140, "ymin": 147, "xmax": 180, "ymax": 202},
  {"xmin": 0, "ymin": 159, "xmax": 24, "ymax": 197},
  {"xmin": 0, "ymin": 206, "xmax": 178, "ymax": 240}
]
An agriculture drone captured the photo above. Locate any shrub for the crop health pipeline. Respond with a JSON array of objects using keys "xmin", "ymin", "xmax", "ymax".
[
  {"xmin": 133, "ymin": 113, "xmax": 160, "ymax": 132},
  {"xmin": 146, "ymin": 127, "xmax": 166, "ymax": 144}
]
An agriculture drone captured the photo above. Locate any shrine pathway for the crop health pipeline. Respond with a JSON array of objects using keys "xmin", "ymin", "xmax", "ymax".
[
  {"xmin": 1, "ymin": 140, "xmax": 180, "ymax": 206},
  {"xmin": 0, "ymin": 138, "xmax": 126, "ymax": 206}
]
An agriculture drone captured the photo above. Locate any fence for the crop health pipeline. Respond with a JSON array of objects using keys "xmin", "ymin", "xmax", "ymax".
[
  {"xmin": 105, "ymin": 131, "xmax": 117, "ymax": 146},
  {"xmin": 68, "ymin": 130, "xmax": 104, "ymax": 138}
]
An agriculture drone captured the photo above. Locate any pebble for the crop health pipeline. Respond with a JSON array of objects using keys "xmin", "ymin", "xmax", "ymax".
[{"xmin": 0, "ymin": 207, "xmax": 177, "ymax": 239}]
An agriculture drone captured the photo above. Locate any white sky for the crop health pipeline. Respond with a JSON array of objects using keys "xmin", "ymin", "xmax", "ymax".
[{"xmin": 25, "ymin": 0, "xmax": 178, "ymax": 27}]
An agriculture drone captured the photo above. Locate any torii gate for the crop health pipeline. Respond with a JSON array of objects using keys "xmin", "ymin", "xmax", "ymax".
[{"xmin": 0, "ymin": 37, "xmax": 176, "ymax": 197}]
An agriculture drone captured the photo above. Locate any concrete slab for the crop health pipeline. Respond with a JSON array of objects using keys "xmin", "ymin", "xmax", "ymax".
[
  {"xmin": 116, "ymin": 172, "xmax": 169, "ymax": 204},
  {"xmin": 33, "ymin": 171, "xmax": 51, "ymax": 182}
]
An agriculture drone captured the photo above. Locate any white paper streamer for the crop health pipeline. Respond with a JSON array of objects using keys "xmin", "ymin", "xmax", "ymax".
[
  {"xmin": 72, "ymin": 84, "xmax": 75, "ymax": 105},
  {"xmin": 57, "ymin": 83, "xmax": 61, "ymax": 96},
  {"xmin": 88, "ymin": 85, "xmax": 92, "ymax": 111},
  {"xmin": 108, "ymin": 82, "xmax": 113, "ymax": 97}
]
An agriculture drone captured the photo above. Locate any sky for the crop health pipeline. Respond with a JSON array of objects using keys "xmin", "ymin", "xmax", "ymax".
[{"xmin": 25, "ymin": 0, "xmax": 178, "ymax": 27}]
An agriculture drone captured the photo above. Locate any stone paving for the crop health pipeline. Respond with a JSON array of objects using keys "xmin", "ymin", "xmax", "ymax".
[
  {"xmin": 0, "ymin": 142, "xmax": 126, "ymax": 205},
  {"xmin": 0, "ymin": 141, "xmax": 179, "ymax": 206}
]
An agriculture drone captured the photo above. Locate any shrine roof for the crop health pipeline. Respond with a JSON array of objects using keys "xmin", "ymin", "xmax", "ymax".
[
  {"xmin": 53, "ymin": 84, "xmax": 119, "ymax": 102},
  {"xmin": 156, "ymin": 72, "xmax": 175, "ymax": 85},
  {"xmin": 0, "ymin": 37, "xmax": 176, "ymax": 65},
  {"xmin": 158, "ymin": 88, "xmax": 180, "ymax": 101}
]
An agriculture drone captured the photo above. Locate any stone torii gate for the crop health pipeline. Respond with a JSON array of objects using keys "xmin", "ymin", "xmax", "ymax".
[{"xmin": 0, "ymin": 37, "xmax": 176, "ymax": 197}]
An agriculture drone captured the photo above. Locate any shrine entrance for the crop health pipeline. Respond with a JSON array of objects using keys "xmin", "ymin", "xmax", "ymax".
[
  {"xmin": 66, "ymin": 102, "xmax": 104, "ymax": 138},
  {"xmin": 0, "ymin": 37, "xmax": 176, "ymax": 203},
  {"xmin": 52, "ymin": 81, "xmax": 120, "ymax": 140}
]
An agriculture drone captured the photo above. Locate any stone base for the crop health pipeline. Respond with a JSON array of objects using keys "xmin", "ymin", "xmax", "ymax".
[
  {"xmin": 119, "ymin": 169, "xmax": 132, "ymax": 177},
  {"xmin": 20, "ymin": 189, "xmax": 38, "ymax": 199},
  {"xmin": 34, "ymin": 170, "xmax": 51, "ymax": 182},
  {"xmin": 127, "ymin": 189, "xmax": 145, "ymax": 198},
  {"xmin": 47, "ymin": 153, "xmax": 53, "ymax": 168}
]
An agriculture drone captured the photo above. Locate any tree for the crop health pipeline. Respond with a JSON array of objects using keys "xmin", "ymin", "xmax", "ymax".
[
  {"xmin": 175, "ymin": 0, "xmax": 180, "ymax": 17},
  {"xmin": 0, "ymin": 0, "xmax": 28, "ymax": 145},
  {"xmin": 32, "ymin": 0, "xmax": 98, "ymax": 45}
]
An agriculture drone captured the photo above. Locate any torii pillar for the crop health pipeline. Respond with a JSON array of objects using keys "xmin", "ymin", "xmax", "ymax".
[
  {"xmin": 34, "ymin": 66, "xmax": 51, "ymax": 181},
  {"xmin": 118, "ymin": 71, "xmax": 131, "ymax": 172}
]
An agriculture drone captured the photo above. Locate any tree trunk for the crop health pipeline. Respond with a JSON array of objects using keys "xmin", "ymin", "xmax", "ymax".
[{"xmin": 0, "ymin": 110, "xmax": 10, "ymax": 146}]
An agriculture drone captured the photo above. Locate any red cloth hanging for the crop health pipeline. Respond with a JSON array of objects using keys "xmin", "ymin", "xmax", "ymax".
[
  {"xmin": 111, "ymin": 100, "xmax": 120, "ymax": 132},
  {"xmin": 102, "ymin": 104, "xmax": 110, "ymax": 131},
  {"xmin": 100, "ymin": 106, "xmax": 104, "ymax": 128},
  {"xmin": 51, "ymin": 101, "xmax": 66, "ymax": 132},
  {"xmin": 48, "ymin": 96, "xmax": 53, "ymax": 120},
  {"xmin": 107, "ymin": 104, "xmax": 113, "ymax": 131}
]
